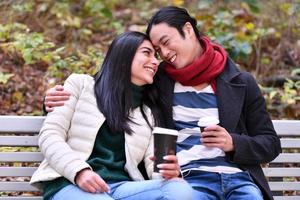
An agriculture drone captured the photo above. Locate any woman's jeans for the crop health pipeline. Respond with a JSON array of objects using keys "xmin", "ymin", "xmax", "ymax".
[
  {"xmin": 183, "ymin": 170, "xmax": 263, "ymax": 200},
  {"xmin": 51, "ymin": 178, "xmax": 193, "ymax": 200}
]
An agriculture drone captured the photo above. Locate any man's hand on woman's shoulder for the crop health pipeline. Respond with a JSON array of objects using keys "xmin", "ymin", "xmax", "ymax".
[{"xmin": 44, "ymin": 85, "xmax": 71, "ymax": 112}]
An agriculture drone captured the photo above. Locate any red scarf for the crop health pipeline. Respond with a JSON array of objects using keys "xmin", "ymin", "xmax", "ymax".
[{"xmin": 164, "ymin": 36, "xmax": 227, "ymax": 93}]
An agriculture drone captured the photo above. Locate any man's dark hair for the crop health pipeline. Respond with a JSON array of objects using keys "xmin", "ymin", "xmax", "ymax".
[
  {"xmin": 94, "ymin": 31, "xmax": 171, "ymax": 134},
  {"xmin": 146, "ymin": 6, "xmax": 202, "ymax": 40}
]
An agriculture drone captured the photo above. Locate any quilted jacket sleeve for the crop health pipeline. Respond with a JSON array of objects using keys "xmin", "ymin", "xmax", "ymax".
[{"xmin": 38, "ymin": 74, "xmax": 92, "ymax": 184}]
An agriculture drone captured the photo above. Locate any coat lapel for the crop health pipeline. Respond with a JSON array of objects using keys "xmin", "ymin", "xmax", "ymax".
[{"xmin": 217, "ymin": 60, "xmax": 246, "ymax": 132}]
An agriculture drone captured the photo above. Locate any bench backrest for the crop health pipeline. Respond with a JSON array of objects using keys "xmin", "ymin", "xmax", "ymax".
[
  {"xmin": 0, "ymin": 116, "xmax": 44, "ymax": 200},
  {"xmin": 266, "ymin": 120, "xmax": 300, "ymax": 200},
  {"xmin": 0, "ymin": 116, "xmax": 299, "ymax": 200}
]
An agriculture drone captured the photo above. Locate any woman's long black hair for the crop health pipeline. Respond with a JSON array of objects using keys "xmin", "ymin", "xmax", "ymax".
[{"xmin": 94, "ymin": 31, "xmax": 171, "ymax": 134}]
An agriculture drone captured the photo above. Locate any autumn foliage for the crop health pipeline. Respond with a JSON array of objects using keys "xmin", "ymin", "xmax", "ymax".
[{"xmin": 0, "ymin": 0, "xmax": 299, "ymax": 119}]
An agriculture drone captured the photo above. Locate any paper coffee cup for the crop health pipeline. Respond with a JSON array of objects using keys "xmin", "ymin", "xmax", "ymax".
[
  {"xmin": 198, "ymin": 116, "xmax": 219, "ymax": 132},
  {"xmin": 152, "ymin": 127, "xmax": 178, "ymax": 179}
]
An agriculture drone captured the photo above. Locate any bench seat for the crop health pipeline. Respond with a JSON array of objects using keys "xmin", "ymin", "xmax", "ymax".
[{"xmin": 0, "ymin": 116, "xmax": 299, "ymax": 199}]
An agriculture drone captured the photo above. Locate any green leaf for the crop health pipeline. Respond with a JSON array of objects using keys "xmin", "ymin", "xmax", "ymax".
[
  {"xmin": 101, "ymin": 7, "xmax": 112, "ymax": 18},
  {"xmin": 248, "ymin": 3, "xmax": 260, "ymax": 13},
  {"xmin": 0, "ymin": 73, "xmax": 14, "ymax": 84},
  {"xmin": 197, "ymin": 0, "xmax": 213, "ymax": 9},
  {"xmin": 22, "ymin": 48, "xmax": 33, "ymax": 64},
  {"xmin": 269, "ymin": 91, "xmax": 278, "ymax": 99},
  {"xmin": 54, "ymin": 46, "xmax": 66, "ymax": 53},
  {"xmin": 12, "ymin": 2, "xmax": 33, "ymax": 12},
  {"xmin": 242, "ymin": 0, "xmax": 260, "ymax": 13},
  {"xmin": 291, "ymin": 68, "xmax": 300, "ymax": 76},
  {"xmin": 294, "ymin": 81, "xmax": 300, "ymax": 89}
]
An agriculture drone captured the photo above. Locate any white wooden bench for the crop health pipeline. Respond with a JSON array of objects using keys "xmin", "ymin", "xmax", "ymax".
[{"xmin": 0, "ymin": 116, "xmax": 299, "ymax": 200}]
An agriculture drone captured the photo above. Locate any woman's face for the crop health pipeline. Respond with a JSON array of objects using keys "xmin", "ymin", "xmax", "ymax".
[{"xmin": 131, "ymin": 40, "xmax": 159, "ymax": 86}]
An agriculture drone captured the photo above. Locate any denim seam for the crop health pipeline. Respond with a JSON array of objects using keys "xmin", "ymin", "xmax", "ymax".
[{"xmin": 113, "ymin": 186, "xmax": 163, "ymax": 200}]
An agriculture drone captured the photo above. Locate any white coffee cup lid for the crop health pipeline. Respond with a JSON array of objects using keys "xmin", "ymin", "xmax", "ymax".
[
  {"xmin": 152, "ymin": 127, "xmax": 178, "ymax": 136},
  {"xmin": 198, "ymin": 116, "xmax": 219, "ymax": 127}
]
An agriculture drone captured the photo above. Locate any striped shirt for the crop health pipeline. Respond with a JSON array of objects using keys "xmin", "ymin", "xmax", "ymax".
[{"xmin": 174, "ymin": 82, "xmax": 242, "ymax": 174}]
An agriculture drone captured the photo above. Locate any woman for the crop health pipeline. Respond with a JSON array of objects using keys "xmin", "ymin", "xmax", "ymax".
[{"xmin": 30, "ymin": 32, "xmax": 192, "ymax": 200}]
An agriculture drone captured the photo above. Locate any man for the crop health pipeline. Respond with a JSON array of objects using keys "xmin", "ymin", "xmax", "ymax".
[{"xmin": 44, "ymin": 6, "xmax": 281, "ymax": 200}]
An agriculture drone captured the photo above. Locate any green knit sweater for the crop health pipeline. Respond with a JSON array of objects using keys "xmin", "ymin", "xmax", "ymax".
[{"xmin": 42, "ymin": 84, "xmax": 144, "ymax": 200}]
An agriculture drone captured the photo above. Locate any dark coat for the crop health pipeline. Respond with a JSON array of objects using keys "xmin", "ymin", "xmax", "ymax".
[{"xmin": 154, "ymin": 59, "xmax": 282, "ymax": 200}]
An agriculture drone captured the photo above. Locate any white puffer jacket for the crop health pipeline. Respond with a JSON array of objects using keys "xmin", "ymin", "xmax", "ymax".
[{"xmin": 30, "ymin": 74, "xmax": 155, "ymax": 188}]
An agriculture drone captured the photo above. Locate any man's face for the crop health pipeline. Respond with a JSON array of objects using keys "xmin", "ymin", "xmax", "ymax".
[{"xmin": 149, "ymin": 22, "xmax": 198, "ymax": 69}]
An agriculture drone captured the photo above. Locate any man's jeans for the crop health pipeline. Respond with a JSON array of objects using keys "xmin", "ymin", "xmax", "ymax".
[
  {"xmin": 51, "ymin": 178, "xmax": 192, "ymax": 200},
  {"xmin": 183, "ymin": 170, "xmax": 263, "ymax": 200}
]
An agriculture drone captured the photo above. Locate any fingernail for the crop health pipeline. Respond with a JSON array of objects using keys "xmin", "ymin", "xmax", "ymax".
[
  {"xmin": 163, "ymin": 156, "xmax": 168, "ymax": 159},
  {"xmin": 157, "ymin": 164, "xmax": 162, "ymax": 168}
]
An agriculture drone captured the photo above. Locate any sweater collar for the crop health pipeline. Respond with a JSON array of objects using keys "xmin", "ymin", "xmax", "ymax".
[{"xmin": 130, "ymin": 83, "xmax": 144, "ymax": 108}]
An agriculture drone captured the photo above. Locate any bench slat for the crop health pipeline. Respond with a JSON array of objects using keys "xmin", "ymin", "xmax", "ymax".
[
  {"xmin": 274, "ymin": 197, "xmax": 300, "ymax": 200},
  {"xmin": 0, "ymin": 197, "xmax": 43, "ymax": 200},
  {"xmin": 0, "ymin": 137, "xmax": 298, "ymax": 148},
  {"xmin": 0, "ymin": 152, "xmax": 43, "ymax": 162},
  {"xmin": 0, "ymin": 182, "xmax": 39, "ymax": 191},
  {"xmin": 269, "ymin": 182, "xmax": 300, "ymax": 191},
  {"xmin": 0, "ymin": 116, "xmax": 45, "ymax": 133},
  {"xmin": 0, "ymin": 117, "xmax": 299, "ymax": 200},
  {"xmin": 270, "ymin": 153, "xmax": 300, "ymax": 163},
  {"xmin": 280, "ymin": 138, "xmax": 300, "ymax": 148},
  {"xmin": 263, "ymin": 168, "xmax": 300, "ymax": 177},
  {"xmin": 273, "ymin": 120, "xmax": 300, "ymax": 136},
  {"xmin": 0, "ymin": 136, "xmax": 38, "ymax": 146},
  {"xmin": 0, "ymin": 167, "xmax": 38, "ymax": 176}
]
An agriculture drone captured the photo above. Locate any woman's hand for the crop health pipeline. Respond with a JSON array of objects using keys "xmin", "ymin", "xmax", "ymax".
[
  {"xmin": 156, "ymin": 155, "xmax": 181, "ymax": 179},
  {"xmin": 75, "ymin": 168, "xmax": 110, "ymax": 193},
  {"xmin": 44, "ymin": 85, "xmax": 70, "ymax": 112}
]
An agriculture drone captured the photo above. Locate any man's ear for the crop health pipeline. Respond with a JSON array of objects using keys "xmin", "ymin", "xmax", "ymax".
[{"xmin": 183, "ymin": 22, "xmax": 194, "ymax": 38}]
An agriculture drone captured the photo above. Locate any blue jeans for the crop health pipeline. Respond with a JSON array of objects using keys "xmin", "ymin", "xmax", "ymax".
[
  {"xmin": 183, "ymin": 170, "xmax": 263, "ymax": 200},
  {"xmin": 51, "ymin": 178, "xmax": 193, "ymax": 200}
]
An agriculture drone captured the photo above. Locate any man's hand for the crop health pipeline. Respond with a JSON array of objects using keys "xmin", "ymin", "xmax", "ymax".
[
  {"xmin": 201, "ymin": 125, "xmax": 234, "ymax": 152},
  {"xmin": 45, "ymin": 85, "xmax": 70, "ymax": 112},
  {"xmin": 75, "ymin": 169, "xmax": 110, "ymax": 193},
  {"xmin": 156, "ymin": 155, "xmax": 181, "ymax": 179}
]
